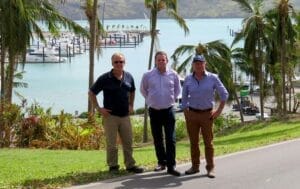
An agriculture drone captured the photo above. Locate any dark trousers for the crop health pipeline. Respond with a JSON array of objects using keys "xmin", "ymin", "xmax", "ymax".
[{"xmin": 149, "ymin": 107, "xmax": 176, "ymax": 169}]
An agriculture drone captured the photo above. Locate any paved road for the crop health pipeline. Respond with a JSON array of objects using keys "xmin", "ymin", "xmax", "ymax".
[{"xmin": 68, "ymin": 139, "xmax": 300, "ymax": 189}]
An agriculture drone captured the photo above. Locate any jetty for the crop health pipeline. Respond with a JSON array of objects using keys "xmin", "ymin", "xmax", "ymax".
[{"xmin": 24, "ymin": 29, "xmax": 147, "ymax": 63}]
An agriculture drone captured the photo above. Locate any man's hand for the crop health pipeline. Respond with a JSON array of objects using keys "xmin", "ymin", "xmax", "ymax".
[
  {"xmin": 129, "ymin": 105, "xmax": 134, "ymax": 114},
  {"xmin": 97, "ymin": 107, "xmax": 111, "ymax": 117},
  {"xmin": 210, "ymin": 109, "xmax": 222, "ymax": 120}
]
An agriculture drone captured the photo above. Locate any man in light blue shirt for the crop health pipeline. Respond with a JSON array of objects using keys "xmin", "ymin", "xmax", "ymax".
[
  {"xmin": 140, "ymin": 51, "xmax": 181, "ymax": 176},
  {"xmin": 182, "ymin": 54, "xmax": 228, "ymax": 178}
]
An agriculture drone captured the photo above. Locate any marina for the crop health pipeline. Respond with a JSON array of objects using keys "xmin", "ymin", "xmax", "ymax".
[
  {"xmin": 12, "ymin": 18, "xmax": 264, "ymax": 114},
  {"xmin": 24, "ymin": 29, "xmax": 147, "ymax": 63}
]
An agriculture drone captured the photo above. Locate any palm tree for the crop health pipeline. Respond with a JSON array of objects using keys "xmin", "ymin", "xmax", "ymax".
[
  {"xmin": 84, "ymin": 0, "xmax": 98, "ymax": 114},
  {"xmin": 260, "ymin": 1, "xmax": 297, "ymax": 116},
  {"xmin": 232, "ymin": 0, "xmax": 270, "ymax": 120},
  {"xmin": 81, "ymin": 0, "xmax": 105, "ymax": 115},
  {"xmin": 0, "ymin": 0, "xmax": 87, "ymax": 105},
  {"xmin": 0, "ymin": 0, "xmax": 87, "ymax": 145},
  {"xmin": 171, "ymin": 40, "xmax": 245, "ymax": 123},
  {"xmin": 268, "ymin": 0, "xmax": 296, "ymax": 117},
  {"xmin": 142, "ymin": 0, "xmax": 189, "ymax": 142}
]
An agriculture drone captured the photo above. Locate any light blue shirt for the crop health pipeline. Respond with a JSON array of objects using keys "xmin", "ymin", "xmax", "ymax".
[
  {"xmin": 140, "ymin": 68, "xmax": 181, "ymax": 109},
  {"xmin": 181, "ymin": 71, "xmax": 228, "ymax": 110}
]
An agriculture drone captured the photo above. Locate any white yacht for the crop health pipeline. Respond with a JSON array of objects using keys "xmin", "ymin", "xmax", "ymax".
[{"xmin": 24, "ymin": 54, "xmax": 65, "ymax": 63}]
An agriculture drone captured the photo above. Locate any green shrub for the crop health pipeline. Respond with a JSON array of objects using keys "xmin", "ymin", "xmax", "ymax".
[
  {"xmin": 214, "ymin": 113, "xmax": 239, "ymax": 133},
  {"xmin": 135, "ymin": 107, "xmax": 145, "ymax": 115},
  {"xmin": 131, "ymin": 117, "xmax": 150, "ymax": 144},
  {"xmin": 175, "ymin": 118, "xmax": 187, "ymax": 140},
  {"xmin": 78, "ymin": 111, "xmax": 88, "ymax": 118},
  {"xmin": 0, "ymin": 102, "xmax": 23, "ymax": 147}
]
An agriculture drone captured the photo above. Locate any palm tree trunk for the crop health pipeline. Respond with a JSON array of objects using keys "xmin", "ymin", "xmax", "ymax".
[
  {"xmin": 143, "ymin": 10, "xmax": 157, "ymax": 143},
  {"xmin": 257, "ymin": 28, "xmax": 265, "ymax": 120},
  {"xmin": 5, "ymin": 51, "xmax": 16, "ymax": 104},
  {"xmin": 0, "ymin": 41, "xmax": 5, "ymax": 146},
  {"xmin": 280, "ymin": 2, "xmax": 287, "ymax": 117},
  {"xmin": 87, "ymin": 0, "xmax": 98, "ymax": 114},
  {"xmin": 288, "ymin": 70, "xmax": 292, "ymax": 112},
  {"xmin": 233, "ymin": 91, "xmax": 244, "ymax": 123},
  {"xmin": 0, "ymin": 43, "xmax": 5, "ymax": 102},
  {"xmin": 273, "ymin": 72, "xmax": 283, "ymax": 114},
  {"xmin": 142, "ymin": 35, "xmax": 155, "ymax": 142},
  {"xmin": 259, "ymin": 60, "xmax": 264, "ymax": 120}
]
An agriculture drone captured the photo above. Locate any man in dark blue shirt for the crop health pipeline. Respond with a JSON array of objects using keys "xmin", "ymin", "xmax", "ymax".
[{"xmin": 89, "ymin": 52, "xmax": 143, "ymax": 174}]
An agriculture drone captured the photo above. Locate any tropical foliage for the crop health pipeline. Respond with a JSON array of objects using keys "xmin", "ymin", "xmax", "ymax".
[
  {"xmin": 0, "ymin": 100, "xmax": 238, "ymax": 148},
  {"xmin": 0, "ymin": 0, "xmax": 87, "ymax": 104},
  {"xmin": 0, "ymin": 0, "xmax": 87, "ymax": 147},
  {"xmin": 0, "ymin": 0, "xmax": 299, "ymax": 149},
  {"xmin": 231, "ymin": 0, "xmax": 299, "ymax": 118},
  {"xmin": 169, "ymin": 0, "xmax": 300, "ymax": 122},
  {"xmin": 231, "ymin": 0, "xmax": 271, "ymax": 120}
]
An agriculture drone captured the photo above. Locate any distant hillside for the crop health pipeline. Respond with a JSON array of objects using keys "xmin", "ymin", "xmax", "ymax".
[{"xmin": 54, "ymin": 0, "xmax": 300, "ymax": 20}]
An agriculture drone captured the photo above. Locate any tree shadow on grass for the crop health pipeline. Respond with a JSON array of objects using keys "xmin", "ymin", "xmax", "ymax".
[
  {"xmin": 22, "ymin": 170, "xmax": 128, "ymax": 188},
  {"xmin": 22, "ymin": 170, "xmax": 208, "ymax": 189}
]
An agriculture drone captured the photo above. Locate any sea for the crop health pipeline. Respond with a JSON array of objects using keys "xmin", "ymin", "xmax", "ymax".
[{"xmin": 14, "ymin": 18, "xmax": 243, "ymax": 114}]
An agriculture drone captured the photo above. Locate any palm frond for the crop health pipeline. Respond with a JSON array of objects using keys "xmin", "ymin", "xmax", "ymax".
[
  {"xmin": 232, "ymin": 0, "xmax": 253, "ymax": 13},
  {"xmin": 166, "ymin": 10, "xmax": 189, "ymax": 35}
]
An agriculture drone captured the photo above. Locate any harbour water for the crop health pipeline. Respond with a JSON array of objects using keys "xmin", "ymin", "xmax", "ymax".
[{"xmin": 15, "ymin": 18, "xmax": 243, "ymax": 114}]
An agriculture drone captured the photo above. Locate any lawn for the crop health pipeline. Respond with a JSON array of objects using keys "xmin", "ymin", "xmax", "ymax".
[{"xmin": 1, "ymin": 119, "xmax": 300, "ymax": 188}]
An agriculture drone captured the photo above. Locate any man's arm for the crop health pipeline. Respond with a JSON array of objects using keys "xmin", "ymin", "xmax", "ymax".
[
  {"xmin": 88, "ymin": 90, "xmax": 100, "ymax": 111},
  {"xmin": 211, "ymin": 101, "xmax": 225, "ymax": 120},
  {"xmin": 140, "ymin": 73, "xmax": 148, "ymax": 98},
  {"xmin": 128, "ymin": 91, "xmax": 135, "ymax": 114},
  {"xmin": 88, "ymin": 90, "xmax": 111, "ymax": 117}
]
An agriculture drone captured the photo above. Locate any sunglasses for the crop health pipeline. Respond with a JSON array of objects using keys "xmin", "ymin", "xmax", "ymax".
[{"xmin": 114, "ymin": 61, "xmax": 124, "ymax": 64}]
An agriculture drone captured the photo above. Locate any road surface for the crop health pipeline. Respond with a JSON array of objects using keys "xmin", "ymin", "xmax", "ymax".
[{"xmin": 67, "ymin": 139, "xmax": 300, "ymax": 189}]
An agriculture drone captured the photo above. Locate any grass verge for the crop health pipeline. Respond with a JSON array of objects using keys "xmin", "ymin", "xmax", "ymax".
[{"xmin": 1, "ymin": 119, "xmax": 300, "ymax": 188}]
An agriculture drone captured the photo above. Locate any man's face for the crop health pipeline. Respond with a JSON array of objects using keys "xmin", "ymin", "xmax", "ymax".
[
  {"xmin": 193, "ymin": 61, "xmax": 206, "ymax": 73},
  {"xmin": 155, "ymin": 54, "xmax": 168, "ymax": 71},
  {"xmin": 112, "ymin": 55, "xmax": 125, "ymax": 71}
]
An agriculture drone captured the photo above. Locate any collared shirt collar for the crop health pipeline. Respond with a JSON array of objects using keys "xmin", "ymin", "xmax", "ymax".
[
  {"xmin": 154, "ymin": 67, "xmax": 169, "ymax": 75},
  {"xmin": 109, "ymin": 69, "xmax": 124, "ymax": 79},
  {"xmin": 192, "ymin": 70, "xmax": 208, "ymax": 78}
]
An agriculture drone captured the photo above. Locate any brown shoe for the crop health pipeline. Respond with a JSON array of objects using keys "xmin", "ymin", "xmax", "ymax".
[
  {"xmin": 207, "ymin": 169, "xmax": 215, "ymax": 178},
  {"xmin": 185, "ymin": 167, "xmax": 199, "ymax": 175}
]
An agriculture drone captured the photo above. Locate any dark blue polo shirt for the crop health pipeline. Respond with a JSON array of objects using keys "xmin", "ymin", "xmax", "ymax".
[{"xmin": 90, "ymin": 69, "xmax": 135, "ymax": 117}]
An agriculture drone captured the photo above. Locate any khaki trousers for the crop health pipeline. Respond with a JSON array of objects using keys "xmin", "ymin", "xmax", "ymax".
[
  {"xmin": 184, "ymin": 109, "xmax": 214, "ymax": 171},
  {"xmin": 103, "ymin": 115, "xmax": 135, "ymax": 169}
]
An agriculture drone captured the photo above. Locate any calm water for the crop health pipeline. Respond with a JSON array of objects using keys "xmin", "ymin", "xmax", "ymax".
[{"xmin": 15, "ymin": 18, "xmax": 242, "ymax": 114}]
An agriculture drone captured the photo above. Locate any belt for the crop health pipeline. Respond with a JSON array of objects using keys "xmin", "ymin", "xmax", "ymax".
[
  {"xmin": 149, "ymin": 106, "xmax": 172, "ymax": 111},
  {"xmin": 188, "ymin": 107, "xmax": 212, "ymax": 113}
]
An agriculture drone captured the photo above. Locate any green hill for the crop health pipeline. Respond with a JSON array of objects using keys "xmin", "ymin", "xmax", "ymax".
[{"xmin": 54, "ymin": 0, "xmax": 300, "ymax": 20}]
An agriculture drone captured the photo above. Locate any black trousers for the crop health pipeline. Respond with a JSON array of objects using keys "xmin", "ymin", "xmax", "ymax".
[{"xmin": 149, "ymin": 106, "xmax": 176, "ymax": 169}]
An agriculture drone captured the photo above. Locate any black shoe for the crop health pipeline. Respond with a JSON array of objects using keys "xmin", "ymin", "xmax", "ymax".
[
  {"xmin": 154, "ymin": 164, "xmax": 166, "ymax": 171},
  {"xmin": 109, "ymin": 165, "xmax": 119, "ymax": 173},
  {"xmin": 185, "ymin": 167, "xmax": 199, "ymax": 175},
  {"xmin": 126, "ymin": 166, "xmax": 144, "ymax": 173},
  {"xmin": 167, "ymin": 168, "xmax": 181, "ymax": 176}
]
